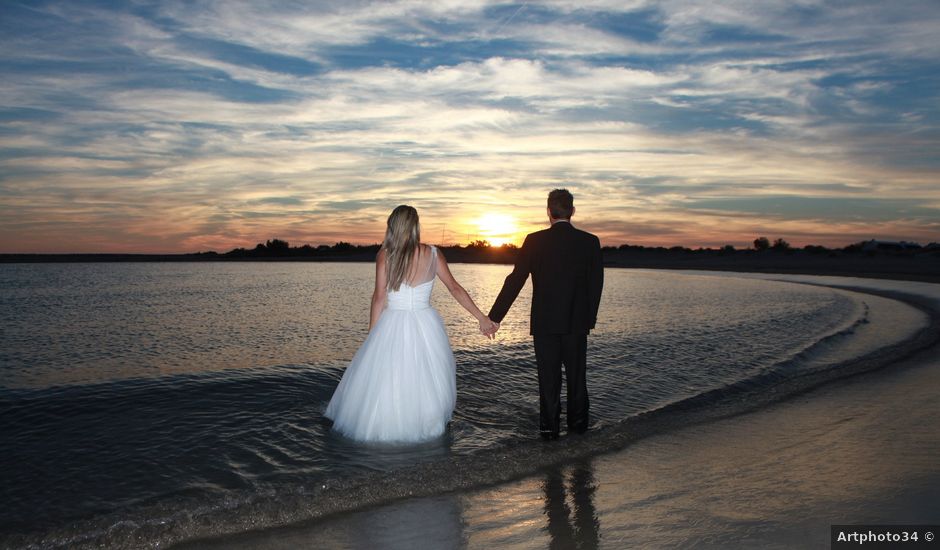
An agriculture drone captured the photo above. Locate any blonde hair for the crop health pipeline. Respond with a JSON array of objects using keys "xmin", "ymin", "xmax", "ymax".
[{"xmin": 383, "ymin": 205, "xmax": 421, "ymax": 291}]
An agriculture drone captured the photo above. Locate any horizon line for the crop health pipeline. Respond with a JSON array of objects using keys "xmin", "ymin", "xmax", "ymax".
[{"xmin": 3, "ymin": 237, "xmax": 937, "ymax": 257}]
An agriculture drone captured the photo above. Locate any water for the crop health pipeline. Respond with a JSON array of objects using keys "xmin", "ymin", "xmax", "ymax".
[{"xmin": 0, "ymin": 263, "xmax": 928, "ymax": 548}]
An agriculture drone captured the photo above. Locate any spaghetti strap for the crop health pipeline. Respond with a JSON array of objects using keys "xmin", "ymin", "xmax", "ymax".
[{"xmin": 426, "ymin": 245, "xmax": 437, "ymax": 281}]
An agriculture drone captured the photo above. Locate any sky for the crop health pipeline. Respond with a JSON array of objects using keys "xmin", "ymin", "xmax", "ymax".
[{"xmin": 1, "ymin": 0, "xmax": 938, "ymax": 253}]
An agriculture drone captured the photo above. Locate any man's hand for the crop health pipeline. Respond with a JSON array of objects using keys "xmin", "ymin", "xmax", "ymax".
[{"xmin": 479, "ymin": 318, "xmax": 500, "ymax": 339}]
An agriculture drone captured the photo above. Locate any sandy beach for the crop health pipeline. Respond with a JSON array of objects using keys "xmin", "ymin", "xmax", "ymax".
[{"xmin": 174, "ymin": 274, "xmax": 940, "ymax": 549}]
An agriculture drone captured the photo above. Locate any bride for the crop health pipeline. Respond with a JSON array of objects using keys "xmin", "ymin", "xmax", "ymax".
[{"xmin": 325, "ymin": 205, "xmax": 498, "ymax": 443}]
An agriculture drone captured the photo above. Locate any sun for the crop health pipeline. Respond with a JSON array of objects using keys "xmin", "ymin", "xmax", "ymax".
[{"xmin": 476, "ymin": 213, "xmax": 519, "ymax": 246}]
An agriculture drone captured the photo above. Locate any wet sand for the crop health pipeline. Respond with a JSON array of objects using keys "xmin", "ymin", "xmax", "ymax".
[
  {"xmin": 176, "ymin": 275, "xmax": 940, "ymax": 549},
  {"xmin": 458, "ymin": 342, "xmax": 940, "ymax": 548}
]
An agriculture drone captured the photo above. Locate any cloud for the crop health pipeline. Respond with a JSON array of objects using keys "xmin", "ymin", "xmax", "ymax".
[
  {"xmin": 681, "ymin": 196, "xmax": 940, "ymax": 223},
  {"xmin": 0, "ymin": 0, "xmax": 938, "ymax": 252}
]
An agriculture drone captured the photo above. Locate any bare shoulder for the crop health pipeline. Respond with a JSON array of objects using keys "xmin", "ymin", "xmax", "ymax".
[
  {"xmin": 435, "ymin": 247, "xmax": 449, "ymax": 270},
  {"xmin": 418, "ymin": 243, "xmax": 438, "ymax": 263},
  {"xmin": 434, "ymin": 243, "xmax": 453, "ymax": 265},
  {"xmin": 376, "ymin": 247, "xmax": 386, "ymax": 262}
]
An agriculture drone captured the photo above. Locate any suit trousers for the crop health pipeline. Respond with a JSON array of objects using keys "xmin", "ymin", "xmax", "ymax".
[{"xmin": 533, "ymin": 333, "xmax": 589, "ymax": 435}]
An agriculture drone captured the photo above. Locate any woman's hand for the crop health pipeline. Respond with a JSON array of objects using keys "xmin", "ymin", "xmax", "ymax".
[{"xmin": 479, "ymin": 317, "xmax": 500, "ymax": 339}]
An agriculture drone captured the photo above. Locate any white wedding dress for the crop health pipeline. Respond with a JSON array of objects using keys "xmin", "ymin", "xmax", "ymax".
[{"xmin": 325, "ymin": 245, "xmax": 457, "ymax": 443}]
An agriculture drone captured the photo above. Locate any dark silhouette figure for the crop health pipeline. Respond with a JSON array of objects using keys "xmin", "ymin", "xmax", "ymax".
[{"xmin": 488, "ymin": 189, "xmax": 604, "ymax": 439}]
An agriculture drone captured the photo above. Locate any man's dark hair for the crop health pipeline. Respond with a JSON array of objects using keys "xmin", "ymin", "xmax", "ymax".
[{"xmin": 547, "ymin": 189, "xmax": 574, "ymax": 219}]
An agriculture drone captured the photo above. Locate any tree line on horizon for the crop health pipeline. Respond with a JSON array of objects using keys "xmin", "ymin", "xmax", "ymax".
[{"xmin": 194, "ymin": 236, "xmax": 940, "ymax": 260}]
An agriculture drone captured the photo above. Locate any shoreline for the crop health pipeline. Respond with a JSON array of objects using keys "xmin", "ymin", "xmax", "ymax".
[
  {"xmin": 304, "ymin": 315, "xmax": 940, "ymax": 549},
  {"xmin": 602, "ymin": 252, "xmax": 940, "ymax": 285},
  {"xmin": 612, "ymin": 263, "xmax": 940, "ymax": 285},
  {"xmin": 170, "ymin": 274, "xmax": 940, "ymax": 549},
  {"xmin": 177, "ymin": 335, "xmax": 940, "ymax": 549}
]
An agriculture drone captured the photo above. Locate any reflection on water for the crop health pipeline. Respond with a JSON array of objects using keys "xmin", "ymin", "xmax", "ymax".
[
  {"xmin": 544, "ymin": 462, "xmax": 600, "ymax": 550},
  {"xmin": 457, "ymin": 350, "xmax": 940, "ymax": 549},
  {"xmin": 186, "ymin": 461, "xmax": 602, "ymax": 550}
]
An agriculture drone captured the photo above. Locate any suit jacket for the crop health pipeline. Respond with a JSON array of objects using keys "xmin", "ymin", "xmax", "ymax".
[{"xmin": 489, "ymin": 221, "xmax": 603, "ymax": 335}]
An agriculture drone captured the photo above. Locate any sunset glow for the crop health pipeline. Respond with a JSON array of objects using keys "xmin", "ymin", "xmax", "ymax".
[
  {"xmin": 0, "ymin": 2, "xmax": 938, "ymax": 253},
  {"xmin": 475, "ymin": 213, "xmax": 521, "ymax": 247}
]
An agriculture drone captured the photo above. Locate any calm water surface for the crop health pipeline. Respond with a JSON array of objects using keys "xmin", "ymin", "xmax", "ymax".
[{"xmin": 0, "ymin": 262, "xmax": 927, "ymax": 548}]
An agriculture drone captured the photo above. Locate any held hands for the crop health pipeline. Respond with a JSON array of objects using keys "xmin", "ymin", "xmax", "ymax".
[{"xmin": 478, "ymin": 317, "xmax": 500, "ymax": 339}]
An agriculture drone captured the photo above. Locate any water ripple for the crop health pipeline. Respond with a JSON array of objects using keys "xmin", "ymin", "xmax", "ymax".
[{"xmin": 0, "ymin": 263, "xmax": 927, "ymax": 547}]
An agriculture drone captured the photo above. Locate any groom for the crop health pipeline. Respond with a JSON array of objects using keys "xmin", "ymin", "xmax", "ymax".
[{"xmin": 487, "ymin": 189, "xmax": 604, "ymax": 440}]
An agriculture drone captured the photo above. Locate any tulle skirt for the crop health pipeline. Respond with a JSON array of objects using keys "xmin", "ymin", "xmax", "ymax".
[{"xmin": 324, "ymin": 307, "xmax": 457, "ymax": 443}]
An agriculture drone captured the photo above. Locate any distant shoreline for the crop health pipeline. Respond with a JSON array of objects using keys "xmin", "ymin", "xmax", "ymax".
[
  {"xmin": 3, "ymin": 247, "xmax": 938, "ymax": 284},
  {"xmin": 602, "ymin": 250, "xmax": 940, "ymax": 284}
]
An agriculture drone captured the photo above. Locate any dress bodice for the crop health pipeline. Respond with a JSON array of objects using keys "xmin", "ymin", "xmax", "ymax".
[
  {"xmin": 387, "ymin": 279, "xmax": 434, "ymax": 311},
  {"xmin": 386, "ymin": 245, "xmax": 437, "ymax": 311}
]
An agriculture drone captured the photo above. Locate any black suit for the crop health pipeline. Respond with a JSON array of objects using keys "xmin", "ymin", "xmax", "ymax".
[{"xmin": 489, "ymin": 221, "xmax": 603, "ymax": 436}]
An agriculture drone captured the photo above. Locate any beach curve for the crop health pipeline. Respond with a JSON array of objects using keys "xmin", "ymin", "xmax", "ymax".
[{"xmin": 168, "ymin": 273, "xmax": 940, "ymax": 550}]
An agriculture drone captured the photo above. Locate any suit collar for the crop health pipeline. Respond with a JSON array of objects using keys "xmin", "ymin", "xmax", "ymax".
[{"xmin": 550, "ymin": 220, "xmax": 573, "ymax": 230}]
